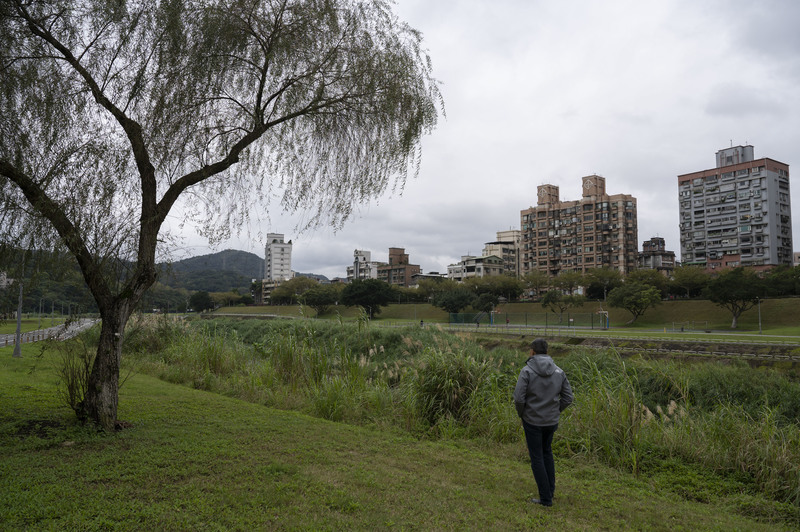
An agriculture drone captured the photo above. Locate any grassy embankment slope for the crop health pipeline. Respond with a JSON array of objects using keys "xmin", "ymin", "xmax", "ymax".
[
  {"xmin": 0, "ymin": 318, "xmax": 66, "ymax": 335},
  {"xmin": 217, "ymin": 297, "xmax": 800, "ymax": 333},
  {"xmin": 0, "ymin": 343, "xmax": 791, "ymax": 531}
]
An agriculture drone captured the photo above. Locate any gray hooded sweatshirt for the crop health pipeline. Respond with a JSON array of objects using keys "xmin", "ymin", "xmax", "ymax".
[{"xmin": 513, "ymin": 355, "xmax": 574, "ymax": 426}]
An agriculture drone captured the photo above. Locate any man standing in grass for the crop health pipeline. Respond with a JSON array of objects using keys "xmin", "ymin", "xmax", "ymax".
[{"xmin": 513, "ymin": 338, "xmax": 574, "ymax": 507}]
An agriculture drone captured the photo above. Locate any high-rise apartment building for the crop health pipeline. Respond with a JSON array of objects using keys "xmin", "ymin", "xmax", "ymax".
[
  {"xmin": 264, "ymin": 233, "xmax": 293, "ymax": 281},
  {"xmin": 482, "ymin": 229, "xmax": 521, "ymax": 277},
  {"xmin": 678, "ymin": 146, "xmax": 792, "ymax": 270},
  {"xmin": 520, "ymin": 175, "xmax": 638, "ymax": 276}
]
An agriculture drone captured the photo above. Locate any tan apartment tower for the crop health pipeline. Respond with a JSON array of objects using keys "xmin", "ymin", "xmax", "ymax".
[
  {"xmin": 678, "ymin": 145, "xmax": 792, "ymax": 270},
  {"xmin": 520, "ymin": 175, "xmax": 638, "ymax": 277},
  {"xmin": 377, "ymin": 247, "xmax": 420, "ymax": 288}
]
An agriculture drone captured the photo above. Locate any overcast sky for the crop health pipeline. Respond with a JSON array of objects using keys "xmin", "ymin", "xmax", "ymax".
[{"xmin": 172, "ymin": 0, "xmax": 800, "ymax": 279}]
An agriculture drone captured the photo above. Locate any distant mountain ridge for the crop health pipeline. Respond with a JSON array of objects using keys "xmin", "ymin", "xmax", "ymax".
[
  {"xmin": 294, "ymin": 272, "xmax": 330, "ymax": 283},
  {"xmin": 157, "ymin": 250, "xmax": 330, "ymax": 292},
  {"xmin": 155, "ymin": 249, "xmax": 262, "ymax": 292},
  {"xmin": 166, "ymin": 249, "xmax": 264, "ymax": 279}
]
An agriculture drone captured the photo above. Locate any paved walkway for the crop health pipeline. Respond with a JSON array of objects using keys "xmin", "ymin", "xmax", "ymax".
[{"xmin": 0, "ymin": 318, "xmax": 99, "ymax": 348}]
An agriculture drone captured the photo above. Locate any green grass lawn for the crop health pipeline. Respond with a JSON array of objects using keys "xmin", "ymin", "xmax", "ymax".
[{"xmin": 1, "ymin": 344, "xmax": 794, "ymax": 530}]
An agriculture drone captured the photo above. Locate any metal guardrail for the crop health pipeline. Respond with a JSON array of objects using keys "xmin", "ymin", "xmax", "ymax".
[{"xmin": 1, "ymin": 319, "xmax": 99, "ymax": 347}]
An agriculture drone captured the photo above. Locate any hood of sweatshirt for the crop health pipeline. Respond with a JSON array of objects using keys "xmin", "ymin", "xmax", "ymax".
[{"xmin": 526, "ymin": 355, "xmax": 557, "ymax": 377}]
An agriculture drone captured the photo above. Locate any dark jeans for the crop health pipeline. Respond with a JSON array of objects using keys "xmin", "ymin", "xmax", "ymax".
[{"xmin": 522, "ymin": 421, "xmax": 558, "ymax": 504}]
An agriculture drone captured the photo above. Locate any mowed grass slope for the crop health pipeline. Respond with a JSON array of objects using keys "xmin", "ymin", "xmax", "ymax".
[
  {"xmin": 1, "ymin": 346, "xmax": 790, "ymax": 531},
  {"xmin": 218, "ymin": 297, "xmax": 800, "ymax": 333}
]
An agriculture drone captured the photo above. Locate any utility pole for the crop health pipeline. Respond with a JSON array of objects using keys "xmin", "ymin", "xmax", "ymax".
[{"xmin": 13, "ymin": 283, "xmax": 22, "ymax": 358}]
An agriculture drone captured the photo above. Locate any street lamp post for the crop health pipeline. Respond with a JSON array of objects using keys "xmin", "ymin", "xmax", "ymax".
[
  {"xmin": 757, "ymin": 297, "xmax": 762, "ymax": 335},
  {"xmin": 11, "ymin": 281, "xmax": 22, "ymax": 358},
  {"xmin": 13, "ymin": 283, "xmax": 22, "ymax": 358}
]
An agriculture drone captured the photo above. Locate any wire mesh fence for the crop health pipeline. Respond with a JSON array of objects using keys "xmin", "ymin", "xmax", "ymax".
[
  {"xmin": 669, "ymin": 321, "xmax": 709, "ymax": 332},
  {"xmin": 448, "ymin": 312, "xmax": 610, "ymax": 330}
]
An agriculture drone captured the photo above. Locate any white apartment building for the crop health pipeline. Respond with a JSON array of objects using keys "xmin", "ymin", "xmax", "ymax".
[
  {"xmin": 346, "ymin": 249, "xmax": 381, "ymax": 281},
  {"xmin": 264, "ymin": 233, "xmax": 293, "ymax": 281},
  {"xmin": 447, "ymin": 255, "xmax": 504, "ymax": 281},
  {"xmin": 678, "ymin": 146, "xmax": 792, "ymax": 270}
]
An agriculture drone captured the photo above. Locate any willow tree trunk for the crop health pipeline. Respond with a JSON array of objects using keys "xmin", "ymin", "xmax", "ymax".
[{"xmin": 83, "ymin": 303, "xmax": 131, "ymax": 430}]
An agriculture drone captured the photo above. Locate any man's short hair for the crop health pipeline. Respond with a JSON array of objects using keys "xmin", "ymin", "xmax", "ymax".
[{"xmin": 530, "ymin": 338, "xmax": 548, "ymax": 354}]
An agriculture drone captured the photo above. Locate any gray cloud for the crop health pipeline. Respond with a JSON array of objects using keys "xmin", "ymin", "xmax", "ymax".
[
  {"xmin": 705, "ymin": 83, "xmax": 784, "ymax": 117},
  {"xmin": 176, "ymin": 0, "xmax": 800, "ymax": 278}
]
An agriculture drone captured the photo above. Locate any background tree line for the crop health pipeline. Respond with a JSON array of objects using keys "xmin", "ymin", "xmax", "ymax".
[
  {"xmin": 266, "ymin": 265, "xmax": 793, "ymax": 329},
  {"xmin": 0, "ymin": 250, "xmax": 254, "ymax": 317},
  {"xmin": 3, "ymin": 255, "xmax": 794, "ymax": 330}
]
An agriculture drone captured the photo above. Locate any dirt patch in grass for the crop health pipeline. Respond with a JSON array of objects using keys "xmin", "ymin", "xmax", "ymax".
[{"xmin": 13, "ymin": 418, "xmax": 66, "ymax": 438}]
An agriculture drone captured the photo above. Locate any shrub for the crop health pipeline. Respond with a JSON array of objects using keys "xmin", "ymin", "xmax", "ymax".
[
  {"xmin": 310, "ymin": 376, "xmax": 363, "ymax": 422},
  {"xmin": 634, "ymin": 361, "xmax": 689, "ymax": 413},
  {"xmin": 559, "ymin": 351, "xmax": 654, "ymax": 475},
  {"xmin": 687, "ymin": 363, "xmax": 800, "ymax": 426},
  {"xmin": 54, "ymin": 337, "xmax": 94, "ymax": 421},
  {"xmin": 189, "ymin": 318, "xmax": 475, "ymax": 367},
  {"xmin": 255, "ymin": 334, "xmax": 331, "ymax": 389},
  {"xmin": 123, "ymin": 313, "xmax": 187, "ymax": 355},
  {"xmin": 660, "ymin": 403, "xmax": 800, "ymax": 506},
  {"xmin": 407, "ymin": 347, "xmax": 493, "ymax": 426},
  {"xmin": 467, "ymin": 371, "xmax": 520, "ymax": 443}
]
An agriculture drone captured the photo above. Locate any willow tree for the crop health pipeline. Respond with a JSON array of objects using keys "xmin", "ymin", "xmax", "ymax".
[{"xmin": 0, "ymin": 0, "xmax": 441, "ymax": 429}]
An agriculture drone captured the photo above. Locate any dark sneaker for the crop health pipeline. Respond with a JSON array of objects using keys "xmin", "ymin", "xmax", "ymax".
[{"xmin": 530, "ymin": 498, "xmax": 553, "ymax": 507}]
